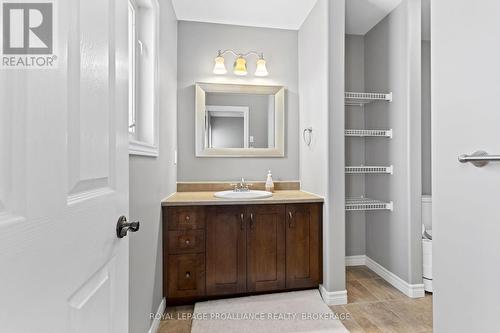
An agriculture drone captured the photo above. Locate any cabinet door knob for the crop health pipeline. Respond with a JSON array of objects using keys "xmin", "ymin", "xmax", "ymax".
[
  {"xmin": 240, "ymin": 213, "xmax": 244, "ymax": 231},
  {"xmin": 185, "ymin": 215, "xmax": 190, "ymax": 221},
  {"xmin": 249, "ymin": 213, "xmax": 254, "ymax": 229},
  {"xmin": 185, "ymin": 239, "xmax": 191, "ymax": 245},
  {"xmin": 288, "ymin": 211, "xmax": 293, "ymax": 228},
  {"xmin": 185, "ymin": 272, "xmax": 191, "ymax": 279}
]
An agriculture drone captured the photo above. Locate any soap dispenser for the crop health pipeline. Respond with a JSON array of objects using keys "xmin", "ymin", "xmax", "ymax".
[{"xmin": 265, "ymin": 170, "xmax": 275, "ymax": 193}]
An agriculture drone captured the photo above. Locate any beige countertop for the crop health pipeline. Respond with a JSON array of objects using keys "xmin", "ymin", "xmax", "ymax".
[{"xmin": 162, "ymin": 190, "xmax": 324, "ymax": 207}]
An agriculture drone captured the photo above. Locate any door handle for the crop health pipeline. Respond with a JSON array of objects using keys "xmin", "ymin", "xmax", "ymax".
[
  {"xmin": 288, "ymin": 211, "xmax": 293, "ymax": 228},
  {"xmin": 458, "ymin": 150, "xmax": 500, "ymax": 167},
  {"xmin": 116, "ymin": 216, "xmax": 140, "ymax": 238}
]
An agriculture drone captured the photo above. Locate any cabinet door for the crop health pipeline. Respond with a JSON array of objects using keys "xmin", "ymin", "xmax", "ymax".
[
  {"xmin": 167, "ymin": 254, "xmax": 205, "ymax": 298},
  {"xmin": 247, "ymin": 205, "xmax": 286, "ymax": 292},
  {"xmin": 206, "ymin": 206, "xmax": 247, "ymax": 295},
  {"xmin": 286, "ymin": 204, "xmax": 322, "ymax": 289}
]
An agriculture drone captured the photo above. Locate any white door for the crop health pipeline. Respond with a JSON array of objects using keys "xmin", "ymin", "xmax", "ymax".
[
  {"xmin": 0, "ymin": 0, "xmax": 130, "ymax": 332},
  {"xmin": 433, "ymin": 0, "xmax": 500, "ymax": 331}
]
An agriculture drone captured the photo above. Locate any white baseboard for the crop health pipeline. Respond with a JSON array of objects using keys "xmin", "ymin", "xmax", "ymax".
[
  {"xmin": 345, "ymin": 255, "xmax": 425, "ymax": 298},
  {"xmin": 345, "ymin": 255, "xmax": 367, "ymax": 266},
  {"xmin": 365, "ymin": 257, "xmax": 425, "ymax": 298},
  {"xmin": 319, "ymin": 285, "xmax": 347, "ymax": 305},
  {"xmin": 148, "ymin": 298, "xmax": 166, "ymax": 333}
]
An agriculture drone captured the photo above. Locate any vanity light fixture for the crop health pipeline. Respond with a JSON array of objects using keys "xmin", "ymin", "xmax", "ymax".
[
  {"xmin": 213, "ymin": 51, "xmax": 227, "ymax": 75},
  {"xmin": 213, "ymin": 50, "xmax": 268, "ymax": 77},
  {"xmin": 255, "ymin": 55, "xmax": 269, "ymax": 77},
  {"xmin": 233, "ymin": 56, "xmax": 248, "ymax": 76}
]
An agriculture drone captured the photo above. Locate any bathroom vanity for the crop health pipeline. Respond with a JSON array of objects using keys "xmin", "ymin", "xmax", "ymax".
[{"xmin": 162, "ymin": 185, "xmax": 323, "ymax": 305}]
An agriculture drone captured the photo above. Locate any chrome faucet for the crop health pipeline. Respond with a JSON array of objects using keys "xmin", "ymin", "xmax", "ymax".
[{"xmin": 231, "ymin": 178, "xmax": 252, "ymax": 192}]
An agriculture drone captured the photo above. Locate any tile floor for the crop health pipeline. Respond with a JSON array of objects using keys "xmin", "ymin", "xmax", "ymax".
[
  {"xmin": 331, "ymin": 266, "xmax": 433, "ymax": 332},
  {"xmin": 158, "ymin": 305, "xmax": 194, "ymax": 333},
  {"xmin": 158, "ymin": 266, "xmax": 433, "ymax": 333}
]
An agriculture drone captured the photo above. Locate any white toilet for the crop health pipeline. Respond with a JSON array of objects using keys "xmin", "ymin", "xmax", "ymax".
[{"xmin": 422, "ymin": 195, "xmax": 433, "ymax": 292}]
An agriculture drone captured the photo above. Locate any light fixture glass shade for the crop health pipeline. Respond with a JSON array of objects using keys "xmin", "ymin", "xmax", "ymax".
[
  {"xmin": 213, "ymin": 55, "xmax": 227, "ymax": 74},
  {"xmin": 233, "ymin": 56, "xmax": 248, "ymax": 76},
  {"xmin": 255, "ymin": 58, "xmax": 269, "ymax": 77}
]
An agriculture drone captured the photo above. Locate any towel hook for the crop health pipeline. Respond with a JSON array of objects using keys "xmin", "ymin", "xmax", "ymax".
[{"xmin": 303, "ymin": 127, "xmax": 312, "ymax": 146}]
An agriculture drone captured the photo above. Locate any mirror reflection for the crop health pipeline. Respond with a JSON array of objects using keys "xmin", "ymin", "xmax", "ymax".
[{"xmin": 205, "ymin": 93, "xmax": 275, "ymax": 149}]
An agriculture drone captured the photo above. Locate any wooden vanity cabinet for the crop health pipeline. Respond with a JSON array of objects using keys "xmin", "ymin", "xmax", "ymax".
[
  {"xmin": 163, "ymin": 206, "xmax": 206, "ymax": 301},
  {"xmin": 246, "ymin": 205, "xmax": 286, "ymax": 292},
  {"xmin": 285, "ymin": 203, "xmax": 322, "ymax": 289},
  {"xmin": 206, "ymin": 206, "xmax": 247, "ymax": 296},
  {"xmin": 167, "ymin": 254, "xmax": 205, "ymax": 299},
  {"xmin": 163, "ymin": 202, "xmax": 322, "ymax": 304}
]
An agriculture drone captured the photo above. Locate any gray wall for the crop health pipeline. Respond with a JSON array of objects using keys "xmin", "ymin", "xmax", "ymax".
[
  {"xmin": 345, "ymin": 35, "xmax": 366, "ymax": 256},
  {"xmin": 299, "ymin": 0, "xmax": 346, "ymax": 296},
  {"xmin": 327, "ymin": 0, "xmax": 347, "ymax": 293},
  {"xmin": 206, "ymin": 93, "xmax": 270, "ymax": 148},
  {"xmin": 129, "ymin": 1, "xmax": 178, "ymax": 332},
  {"xmin": 421, "ymin": 40, "xmax": 431, "ymax": 195},
  {"xmin": 177, "ymin": 21, "xmax": 299, "ymax": 181},
  {"xmin": 364, "ymin": 0, "xmax": 422, "ymax": 283},
  {"xmin": 298, "ymin": 0, "xmax": 329, "ymax": 284},
  {"xmin": 299, "ymin": 0, "xmax": 329, "ymax": 197}
]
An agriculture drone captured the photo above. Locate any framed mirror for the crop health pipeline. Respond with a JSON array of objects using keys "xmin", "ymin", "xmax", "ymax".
[{"xmin": 195, "ymin": 83, "xmax": 285, "ymax": 157}]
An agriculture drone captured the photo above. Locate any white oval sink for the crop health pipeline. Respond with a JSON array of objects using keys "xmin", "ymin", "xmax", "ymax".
[{"xmin": 214, "ymin": 190, "xmax": 273, "ymax": 200}]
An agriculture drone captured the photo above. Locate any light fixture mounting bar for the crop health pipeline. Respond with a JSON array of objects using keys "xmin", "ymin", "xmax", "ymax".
[{"xmin": 218, "ymin": 49, "xmax": 263, "ymax": 59}]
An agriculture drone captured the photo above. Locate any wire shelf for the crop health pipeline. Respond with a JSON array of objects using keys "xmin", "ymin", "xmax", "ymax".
[
  {"xmin": 346, "ymin": 197, "xmax": 394, "ymax": 211},
  {"xmin": 345, "ymin": 92, "xmax": 392, "ymax": 107},
  {"xmin": 346, "ymin": 165, "xmax": 393, "ymax": 175},
  {"xmin": 345, "ymin": 129, "xmax": 393, "ymax": 138}
]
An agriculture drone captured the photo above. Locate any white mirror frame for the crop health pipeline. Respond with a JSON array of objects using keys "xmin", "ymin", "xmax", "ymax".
[{"xmin": 195, "ymin": 83, "xmax": 285, "ymax": 157}]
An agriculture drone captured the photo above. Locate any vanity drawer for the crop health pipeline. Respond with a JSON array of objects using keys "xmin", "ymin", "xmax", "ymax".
[
  {"xmin": 167, "ymin": 206, "xmax": 205, "ymax": 230},
  {"xmin": 168, "ymin": 230, "xmax": 205, "ymax": 254},
  {"xmin": 167, "ymin": 254, "xmax": 206, "ymax": 298}
]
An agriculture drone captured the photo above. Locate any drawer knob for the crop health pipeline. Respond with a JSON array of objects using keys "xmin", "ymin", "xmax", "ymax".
[
  {"xmin": 185, "ymin": 239, "xmax": 191, "ymax": 245},
  {"xmin": 185, "ymin": 215, "xmax": 190, "ymax": 221},
  {"xmin": 185, "ymin": 272, "xmax": 191, "ymax": 279}
]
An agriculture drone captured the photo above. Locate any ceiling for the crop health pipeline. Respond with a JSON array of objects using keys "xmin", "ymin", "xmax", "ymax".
[
  {"xmin": 171, "ymin": 0, "xmax": 318, "ymax": 30},
  {"xmin": 172, "ymin": 0, "xmax": 430, "ymax": 39},
  {"xmin": 346, "ymin": 0, "xmax": 402, "ymax": 35}
]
